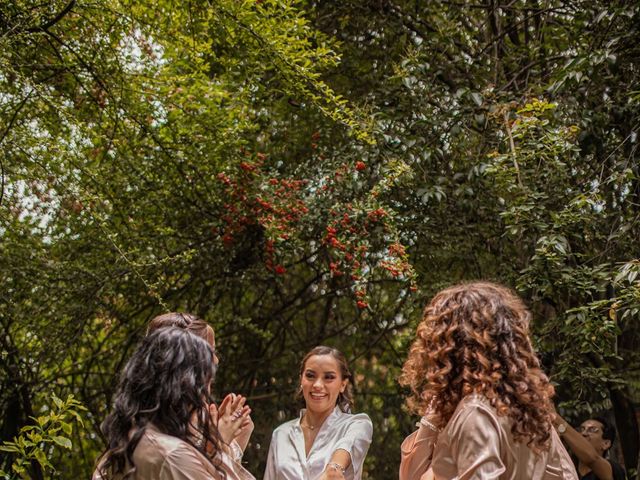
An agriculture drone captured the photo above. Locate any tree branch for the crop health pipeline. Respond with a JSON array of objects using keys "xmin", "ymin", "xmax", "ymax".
[{"xmin": 26, "ymin": 0, "xmax": 76, "ymax": 33}]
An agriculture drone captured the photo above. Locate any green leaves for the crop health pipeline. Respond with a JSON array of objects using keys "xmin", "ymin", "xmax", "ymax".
[
  {"xmin": 0, "ymin": 395, "xmax": 85, "ymax": 478},
  {"xmin": 2, "ymin": 0, "xmax": 640, "ymax": 475}
]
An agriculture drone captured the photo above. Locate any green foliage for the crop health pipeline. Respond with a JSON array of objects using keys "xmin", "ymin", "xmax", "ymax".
[
  {"xmin": 0, "ymin": 395, "xmax": 86, "ymax": 479},
  {"xmin": 1, "ymin": 0, "xmax": 639, "ymax": 477}
]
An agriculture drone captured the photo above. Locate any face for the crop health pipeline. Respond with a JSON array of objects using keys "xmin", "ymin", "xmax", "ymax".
[
  {"xmin": 579, "ymin": 419, "xmax": 610, "ymax": 455},
  {"xmin": 300, "ymin": 354, "xmax": 347, "ymax": 415},
  {"xmin": 206, "ymin": 326, "xmax": 219, "ymax": 366}
]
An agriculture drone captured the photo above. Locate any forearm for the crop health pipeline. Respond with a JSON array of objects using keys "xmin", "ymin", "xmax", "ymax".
[
  {"xmin": 399, "ymin": 422, "xmax": 438, "ymax": 480},
  {"xmin": 329, "ymin": 414, "xmax": 373, "ymax": 477},
  {"xmin": 234, "ymin": 415, "xmax": 254, "ymax": 453},
  {"xmin": 235, "ymin": 428, "xmax": 250, "ymax": 452},
  {"xmin": 554, "ymin": 418, "xmax": 613, "ymax": 480},
  {"xmin": 328, "ymin": 448, "xmax": 351, "ymax": 471}
]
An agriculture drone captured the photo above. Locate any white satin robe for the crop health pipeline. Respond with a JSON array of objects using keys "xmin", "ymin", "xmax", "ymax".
[{"xmin": 264, "ymin": 407, "xmax": 372, "ymax": 480}]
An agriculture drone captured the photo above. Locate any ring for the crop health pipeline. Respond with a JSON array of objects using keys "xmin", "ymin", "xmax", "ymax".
[{"xmin": 232, "ymin": 409, "xmax": 243, "ymax": 420}]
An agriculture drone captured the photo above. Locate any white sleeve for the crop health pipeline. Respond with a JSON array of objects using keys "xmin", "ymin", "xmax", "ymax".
[
  {"xmin": 263, "ymin": 432, "xmax": 278, "ymax": 480},
  {"xmin": 332, "ymin": 414, "xmax": 373, "ymax": 478}
]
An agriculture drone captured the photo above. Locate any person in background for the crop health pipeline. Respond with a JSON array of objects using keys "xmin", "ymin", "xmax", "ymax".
[
  {"xmin": 264, "ymin": 346, "xmax": 372, "ymax": 480},
  {"xmin": 93, "ymin": 327, "xmax": 254, "ymax": 479},
  {"xmin": 399, "ymin": 281, "xmax": 578, "ymax": 479},
  {"xmin": 553, "ymin": 414, "xmax": 627, "ymax": 480},
  {"xmin": 147, "ymin": 312, "xmax": 254, "ymax": 455}
]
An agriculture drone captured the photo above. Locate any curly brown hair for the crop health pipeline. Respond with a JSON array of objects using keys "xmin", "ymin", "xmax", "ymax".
[{"xmin": 400, "ymin": 281, "xmax": 555, "ymax": 451}]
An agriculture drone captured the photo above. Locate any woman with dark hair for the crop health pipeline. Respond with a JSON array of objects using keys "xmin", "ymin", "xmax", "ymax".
[
  {"xmin": 93, "ymin": 327, "xmax": 254, "ymax": 480},
  {"xmin": 264, "ymin": 346, "xmax": 372, "ymax": 480},
  {"xmin": 147, "ymin": 312, "xmax": 254, "ymax": 456},
  {"xmin": 399, "ymin": 281, "xmax": 578, "ymax": 479}
]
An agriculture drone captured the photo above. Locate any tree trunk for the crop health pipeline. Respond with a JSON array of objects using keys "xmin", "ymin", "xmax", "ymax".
[{"xmin": 609, "ymin": 386, "xmax": 639, "ymax": 474}]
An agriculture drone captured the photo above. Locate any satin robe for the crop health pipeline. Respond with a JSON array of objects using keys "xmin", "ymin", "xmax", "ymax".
[
  {"xmin": 93, "ymin": 424, "xmax": 255, "ymax": 480},
  {"xmin": 400, "ymin": 395, "xmax": 578, "ymax": 480},
  {"xmin": 264, "ymin": 407, "xmax": 372, "ymax": 480}
]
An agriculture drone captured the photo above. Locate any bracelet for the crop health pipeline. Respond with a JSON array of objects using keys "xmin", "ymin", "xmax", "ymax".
[
  {"xmin": 418, "ymin": 416, "xmax": 441, "ymax": 433},
  {"xmin": 327, "ymin": 462, "xmax": 346, "ymax": 473}
]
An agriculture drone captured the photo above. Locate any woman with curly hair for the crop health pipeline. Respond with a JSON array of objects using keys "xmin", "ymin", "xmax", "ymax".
[
  {"xmin": 399, "ymin": 281, "xmax": 577, "ymax": 479},
  {"xmin": 93, "ymin": 327, "xmax": 254, "ymax": 480},
  {"xmin": 264, "ymin": 346, "xmax": 372, "ymax": 480}
]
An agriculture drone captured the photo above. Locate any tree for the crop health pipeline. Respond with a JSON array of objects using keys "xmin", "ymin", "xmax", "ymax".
[
  {"xmin": 307, "ymin": 0, "xmax": 640, "ymax": 474},
  {"xmin": 1, "ymin": 1, "xmax": 639, "ymax": 478},
  {"xmin": 1, "ymin": 0, "xmax": 411, "ymax": 477}
]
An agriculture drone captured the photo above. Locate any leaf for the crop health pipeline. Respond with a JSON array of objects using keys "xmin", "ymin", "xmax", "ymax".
[
  {"xmin": 51, "ymin": 436, "xmax": 72, "ymax": 449},
  {"xmin": 61, "ymin": 421, "xmax": 72, "ymax": 436},
  {"xmin": 0, "ymin": 445, "xmax": 21, "ymax": 453},
  {"xmin": 34, "ymin": 449, "xmax": 51, "ymax": 469}
]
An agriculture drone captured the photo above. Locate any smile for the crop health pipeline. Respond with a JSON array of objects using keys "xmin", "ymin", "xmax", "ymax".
[{"xmin": 310, "ymin": 393, "xmax": 327, "ymax": 399}]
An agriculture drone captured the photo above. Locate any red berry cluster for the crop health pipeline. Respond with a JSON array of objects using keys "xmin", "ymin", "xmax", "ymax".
[
  {"xmin": 215, "ymin": 154, "xmax": 309, "ymax": 275},
  {"xmin": 315, "ymin": 160, "xmax": 417, "ymax": 308},
  {"xmin": 215, "ymin": 152, "xmax": 416, "ymax": 308}
]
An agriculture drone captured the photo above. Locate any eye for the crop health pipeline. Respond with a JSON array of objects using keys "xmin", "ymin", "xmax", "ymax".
[
  {"xmin": 305, "ymin": 372, "xmax": 315, "ymax": 379},
  {"xmin": 324, "ymin": 374, "xmax": 336, "ymax": 380}
]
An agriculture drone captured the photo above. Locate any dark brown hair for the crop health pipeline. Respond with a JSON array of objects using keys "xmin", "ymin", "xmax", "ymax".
[
  {"xmin": 96, "ymin": 328, "xmax": 225, "ymax": 478},
  {"xmin": 400, "ymin": 281, "xmax": 555, "ymax": 452},
  {"xmin": 299, "ymin": 346, "xmax": 354, "ymax": 413}
]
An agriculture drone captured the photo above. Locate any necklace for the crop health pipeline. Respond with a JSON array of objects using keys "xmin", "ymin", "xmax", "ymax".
[{"xmin": 301, "ymin": 416, "xmax": 317, "ymax": 430}]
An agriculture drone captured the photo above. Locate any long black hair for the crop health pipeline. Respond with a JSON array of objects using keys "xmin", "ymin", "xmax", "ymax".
[{"xmin": 96, "ymin": 327, "xmax": 225, "ymax": 478}]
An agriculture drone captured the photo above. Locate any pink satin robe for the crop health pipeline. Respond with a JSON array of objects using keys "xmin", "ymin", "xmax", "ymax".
[
  {"xmin": 92, "ymin": 424, "xmax": 255, "ymax": 480},
  {"xmin": 400, "ymin": 395, "xmax": 578, "ymax": 480}
]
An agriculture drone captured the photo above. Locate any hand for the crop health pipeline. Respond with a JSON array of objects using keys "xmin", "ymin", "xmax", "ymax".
[
  {"xmin": 212, "ymin": 393, "xmax": 252, "ymax": 445},
  {"xmin": 319, "ymin": 468, "xmax": 345, "ymax": 480},
  {"xmin": 235, "ymin": 411, "xmax": 254, "ymax": 452},
  {"xmin": 422, "ymin": 397, "xmax": 442, "ymax": 430}
]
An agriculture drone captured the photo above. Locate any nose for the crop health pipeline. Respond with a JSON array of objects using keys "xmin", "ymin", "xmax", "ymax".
[{"xmin": 313, "ymin": 377, "xmax": 323, "ymax": 389}]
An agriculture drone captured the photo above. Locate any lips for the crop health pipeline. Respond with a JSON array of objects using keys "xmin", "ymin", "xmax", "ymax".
[{"xmin": 309, "ymin": 392, "xmax": 327, "ymax": 400}]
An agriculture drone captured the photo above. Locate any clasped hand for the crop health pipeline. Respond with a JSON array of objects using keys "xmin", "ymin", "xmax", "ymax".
[{"xmin": 209, "ymin": 393, "xmax": 254, "ymax": 447}]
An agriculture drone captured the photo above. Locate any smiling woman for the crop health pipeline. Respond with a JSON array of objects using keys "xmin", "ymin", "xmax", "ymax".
[{"xmin": 263, "ymin": 346, "xmax": 373, "ymax": 480}]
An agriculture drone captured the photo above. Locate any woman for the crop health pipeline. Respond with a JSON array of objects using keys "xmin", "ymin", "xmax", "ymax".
[
  {"xmin": 264, "ymin": 346, "xmax": 372, "ymax": 480},
  {"xmin": 93, "ymin": 327, "xmax": 254, "ymax": 479},
  {"xmin": 147, "ymin": 312, "xmax": 254, "ymax": 455},
  {"xmin": 399, "ymin": 281, "xmax": 578, "ymax": 480}
]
